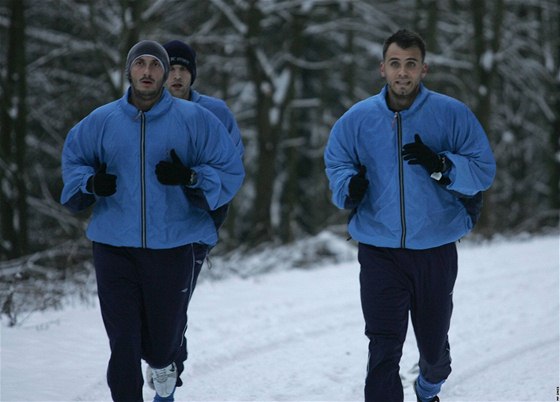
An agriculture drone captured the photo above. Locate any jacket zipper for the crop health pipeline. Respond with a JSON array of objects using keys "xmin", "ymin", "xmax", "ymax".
[
  {"xmin": 395, "ymin": 112, "xmax": 406, "ymax": 248},
  {"xmin": 140, "ymin": 112, "xmax": 147, "ymax": 248}
]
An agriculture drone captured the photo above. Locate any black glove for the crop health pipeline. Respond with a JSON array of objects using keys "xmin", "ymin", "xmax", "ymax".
[
  {"xmin": 349, "ymin": 165, "xmax": 369, "ymax": 202},
  {"xmin": 86, "ymin": 163, "xmax": 117, "ymax": 196},
  {"xmin": 402, "ymin": 134, "xmax": 445, "ymax": 174},
  {"xmin": 156, "ymin": 149, "xmax": 195, "ymax": 186}
]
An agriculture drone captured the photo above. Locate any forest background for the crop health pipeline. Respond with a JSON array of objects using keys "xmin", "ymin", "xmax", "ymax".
[{"xmin": 0, "ymin": 0, "xmax": 558, "ymax": 323}]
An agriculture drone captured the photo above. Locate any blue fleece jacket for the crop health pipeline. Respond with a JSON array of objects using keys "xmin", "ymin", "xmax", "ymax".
[
  {"xmin": 191, "ymin": 89, "xmax": 244, "ymax": 158},
  {"xmin": 60, "ymin": 88, "xmax": 245, "ymax": 249},
  {"xmin": 324, "ymin": 84, "xmax": 496, "ymax": 249}
]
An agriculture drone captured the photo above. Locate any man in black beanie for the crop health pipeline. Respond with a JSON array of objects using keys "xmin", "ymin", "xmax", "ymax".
[
  {"xmin": 163, "ymin": 40, "xmax": 243, "ymax": 157},
  {"xmin": 162, "ymin": 39, "xmax": 197, "ymax": 88},
  {"xmin": 162, "ymin": 39, "xmax": 244, "ymax": 251},
  {"xmin": 60, "ymin": 39, "xmax": 245, "ymax": 402},
  {"xmin": 157, "ymin": 38, "xmax": 245, "ymax": 400}
]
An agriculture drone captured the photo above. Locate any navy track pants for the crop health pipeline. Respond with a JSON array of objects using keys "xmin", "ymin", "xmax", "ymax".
[
  {"xmin": 93, "ymin": 242, "xmax": 204, "ymax": 402},
  {"xmin": 358, "ymin": 242, "xmax": 458, "ymax": 402}
]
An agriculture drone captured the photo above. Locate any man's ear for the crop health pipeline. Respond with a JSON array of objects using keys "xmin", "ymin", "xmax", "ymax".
[
  {"xmin": 421, "ymin": 63, "xmax": 429, "ymax": 79},
  {"xmin": 380, "ymin": 61, "xmax": 386, "ymax": 78}
]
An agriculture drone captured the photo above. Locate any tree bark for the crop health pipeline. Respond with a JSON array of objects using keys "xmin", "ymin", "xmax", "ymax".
[
  {"xmin": 245, "ymin": 1, "xmax": 277, "ymax": 243},
  {"xmin": 548, "ymin": 2, "xmax": 560, "ymax": 219},
  {"xmin": 470, "ymin": 0, "xmax": 503, "ymax": 236},
  {"xmin": 0, "ymin": 0, "xmax": 27, "ymax": 259}
]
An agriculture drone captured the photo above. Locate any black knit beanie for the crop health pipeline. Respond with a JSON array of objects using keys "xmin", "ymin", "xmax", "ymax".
[
  {"xmin": 163, "ymin": 40, "xmax": 197, "ymax": 85},
  {"xmin": 125, "ymin": 40, "xmax": 170, "ymax": 82}
]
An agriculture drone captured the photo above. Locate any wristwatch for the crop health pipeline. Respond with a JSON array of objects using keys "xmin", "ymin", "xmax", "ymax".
[{"xmin": 430, "ymin": 156, "xmax": 449, "ymax": 181}]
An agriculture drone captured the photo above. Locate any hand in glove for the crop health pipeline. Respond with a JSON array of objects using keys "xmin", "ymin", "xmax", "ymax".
[
  {"xmin": 349, "ymin": 165, "xmax": 369, "ymax": 202},
  {"xmin": 86, "ymin": 163, "xmax": 117, "ymax": 196},
  {"xmin": 156, "ymin": 149, "xmax": 196, "ymax": 186},
  {"xmin": 402, "ymin": 134, "xmax": 446, "ymax": 174}
]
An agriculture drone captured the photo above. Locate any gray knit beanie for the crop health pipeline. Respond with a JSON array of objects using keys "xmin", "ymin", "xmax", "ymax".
[{"xmin": 125, "ymin": 40, "xmax": 170, "ymax": 82}]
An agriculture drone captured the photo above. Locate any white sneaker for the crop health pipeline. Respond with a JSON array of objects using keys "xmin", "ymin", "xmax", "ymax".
[
  {"xmin": 146, "ymin": 365, "xmax": 155, "ymax": 390},
  {"xmin": 146, "ymin": 363, "xmax": 177, "ymax": 397}
]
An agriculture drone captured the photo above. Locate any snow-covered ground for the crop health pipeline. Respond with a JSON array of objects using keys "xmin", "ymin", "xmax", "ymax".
[{"xmin": 1, "ymin": 233, "xmax": 558, "ymax": 402}]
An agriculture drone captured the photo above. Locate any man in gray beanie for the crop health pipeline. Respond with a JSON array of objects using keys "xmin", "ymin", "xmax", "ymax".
[
  {"xmin": 60, "ymin": 39, "xmax": 245, "ymax": 402},
  {"xmin": 126, "ymin": 40, "xmax": 170, "ymax": 82},
  {"xmin": 124, "ymin": 40, "xmax": 170, "ymax": 110}
]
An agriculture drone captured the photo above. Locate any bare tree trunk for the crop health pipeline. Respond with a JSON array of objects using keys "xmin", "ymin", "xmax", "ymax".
[
  {"xmin": 551, "ymin": 81, "xmax": 560, "ymax": 216},
  {"xmin": 279, "ymin": 12, "xmax": 305, "ymax": 243},
  {"xmin": 0, "ymin": 0, "xmax": 27, "ymax": 259},
  {"xmin": 414, "ymin": 0, "xmax": 439, "ymax": 54},
  {"xmin": 120, "ymin": 0, "xmax": 147, "ymax": 91},
  {"xmin": 548, "ymin": 2, "xmax": 560, "ymax": 220},
  {"xmin": 245, "ymin": 0, "xmax": 277, "ymax": 243},
  {"xmin": 470, "ymin": 0, "xmax": 503, "ymax": 236},
  {"xmin": 220, "ymin": 72, "xmax": 240, "ymax": 246},
  {"xmin": 343, "ymin": 2, "xmax": 356, "ymax": 104}
]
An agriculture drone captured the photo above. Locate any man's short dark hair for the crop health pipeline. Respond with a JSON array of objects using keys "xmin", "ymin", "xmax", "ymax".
[{"xmin": 382, "ymin": 29, "xmax": 426, "ymax": 61}]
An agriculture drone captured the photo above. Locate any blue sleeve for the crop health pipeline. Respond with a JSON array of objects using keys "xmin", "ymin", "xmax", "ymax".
[
  {"xmin": 441, "ymin": 106, "xmax": 496, "ymax": 196},
  {"xmin": 324, "ymin": 114, "xmax": 360, "ymax": 210},
  {"xmin": 199, "ymin": 96, "xmax": 245, "ymax": 159},
  {"xmin": 221, "ymin": 107, "xmax": 244, "ymax": 159},
  {"xmin": 60, "ymin": 117, "xmax": 99, "ymax": 212},
  {"xmin": 187, "ymin": 108, "xmax": 245, "ymax": 211}
]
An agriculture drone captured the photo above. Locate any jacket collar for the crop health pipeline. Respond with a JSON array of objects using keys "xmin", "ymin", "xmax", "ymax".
[
  {"xmin": 119, "ymin": 87, "xmax": 174, "ymax": 119},
  {"xmin": 190, "ymin": 89, "xmax": 201, "ymax": 103},
  {"xmin": 379, "ymin": 83, "xmax": 429, "ymax": 115}
]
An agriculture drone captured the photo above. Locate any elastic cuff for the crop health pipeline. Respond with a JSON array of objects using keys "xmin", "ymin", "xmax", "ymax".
[
  {"xmin": 416, "ymin": 373, "xmax": 445, "ymax": 401},
  {"xmin": 82, "ymin": 174, "xmax": 95, "ymax": 194}
]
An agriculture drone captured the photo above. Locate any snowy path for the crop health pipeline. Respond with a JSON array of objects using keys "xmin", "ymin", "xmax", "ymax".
[{"xmin": 1, "ymin": 235, "xmax": 558, "ymax": 402}]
